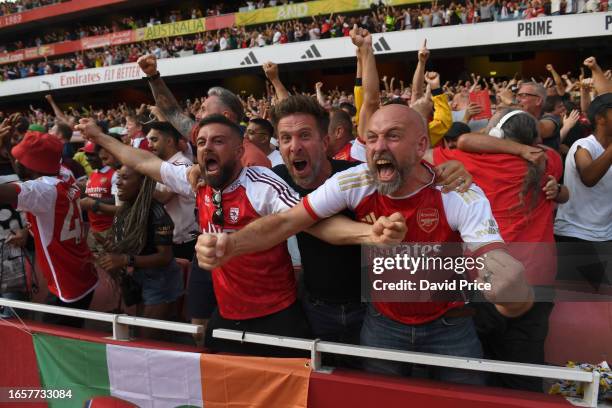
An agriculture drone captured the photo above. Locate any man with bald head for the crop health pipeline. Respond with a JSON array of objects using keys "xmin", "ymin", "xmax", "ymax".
[{"xmin": 195, "ymin": 103, "xmax": 533, "ymax": 383}]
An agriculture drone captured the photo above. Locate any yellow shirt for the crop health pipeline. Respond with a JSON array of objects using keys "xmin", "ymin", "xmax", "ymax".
[{"xmin": 428, "ymin": 92, "xmax": 452, "ymax": 147}]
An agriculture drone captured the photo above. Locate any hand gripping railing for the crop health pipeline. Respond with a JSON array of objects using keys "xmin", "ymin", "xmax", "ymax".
[{"xmin": 212, "ymin": 329, "xmax": 602, "ymax": 408}]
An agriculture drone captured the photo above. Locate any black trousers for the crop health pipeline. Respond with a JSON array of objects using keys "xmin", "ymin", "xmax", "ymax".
[
  {"xmin": 470, "ymin": 301, "xmax": 554, "ymax": 392},
  {"xmin": 205, "ymin": 301, "xmax": 312, "ymax": 357},
  {"xmin": 555, "ymin": 235, "xmax": 611, "ymax": 290},
  {"xmin": 173, "ymin": 240, "xmax": 196, "ymax": 261},
  {"xmin": 43, "ymin": 290, "xmax": 95, "ymax": 328}
]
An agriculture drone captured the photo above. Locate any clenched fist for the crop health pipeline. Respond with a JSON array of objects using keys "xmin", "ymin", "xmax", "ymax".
[
  {"xmin": 137, "ymin": 54, "xmax": 158, "ymax": 77},
  {"xmin": 262, "ymin": 61, "xmax": 279, "ymax": 81},
  {"xmin": 196, "ymin": 233, "xmax": 233, "ymax": 270},
  {"xmin": 583, "ymin": 56, "xmax": 597, "ymax": 70},
  {"xmin": 350, "ymin": 24, "xmax": 372, "ymax": 49},
  {"xmin": 370, "ymin": 212, "xmax": 407, "ymax": 244}
]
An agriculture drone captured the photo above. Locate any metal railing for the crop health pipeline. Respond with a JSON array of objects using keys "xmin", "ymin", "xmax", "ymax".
[
  {"xmin": 0, "ymin": 299, "xmax": 601, "ymax": 407},
  {"xmin": 0, "ymin": 298, "xmax": 202, "ymax": 340},
  {"xmin": 212, "ymin": 329, "xmax": 602, "ymax": 408}
]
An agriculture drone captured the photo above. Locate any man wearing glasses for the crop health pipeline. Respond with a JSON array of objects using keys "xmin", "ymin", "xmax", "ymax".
[
  {"xmin": 516, "ymin": 82, "xmax": 561, "ymax": 150},
  {"xmin": 76, "ymin": 114, "xmax": 406, "ymax": 356}
]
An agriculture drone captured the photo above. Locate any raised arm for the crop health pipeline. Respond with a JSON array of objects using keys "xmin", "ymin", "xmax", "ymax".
[
  {"xmin": 584, "ymin": 56, "xmax": 612, "ymax": 95},
  {"xmin": 545, "ymin": 64, "xmax": 565, "ymax": 96},
  {"xmin": 44, "ymin": 94, "xmax": 70, "ymax": 124},
  {"xmin": 352, "ymin": 25, "xmax": 379, "ymax": 141},
  {"xmin": 76, "ymin": 118, "xmax": 164, "ymax": 183},
  {"xmin": 411, "ymin": 39, "xmax": 428, "ymax": 104},
  {"xmin": 263, "ymin": 61, "xmax": 290, "ymax": 102},
  {"xmin": 137, "ymin": 54, "xmax": 195, "ymax": 138}
]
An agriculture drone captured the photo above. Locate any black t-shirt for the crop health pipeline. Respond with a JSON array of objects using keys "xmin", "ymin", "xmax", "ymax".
[
  {"xmin": 115, "ymin": 200, "xmax": 174, "ymax": 256},
  {"xmin": 273, "ymin": 159, "xmax": 362, "ymax": 303},
  {"xmin": 541, "ymin": 114, "xmax": 561, "ymax": 151},
  {"xmin": 141, "ymin": 200, "xmax": 174, "ymax": 256}
]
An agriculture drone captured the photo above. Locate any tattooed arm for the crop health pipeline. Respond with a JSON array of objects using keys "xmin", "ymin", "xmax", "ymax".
[{"xmin": 137, "ymin": 54, "xmax": 195, "ymax": 138}]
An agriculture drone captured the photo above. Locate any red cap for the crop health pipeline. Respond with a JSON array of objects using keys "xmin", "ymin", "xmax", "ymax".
[
  {"xmin": 80, "ymin": 141, "xmax": 96, "ymax": 153},
  {"xmin": 11, "ymin": 131, "xmax": 63, "ymax": 175}
]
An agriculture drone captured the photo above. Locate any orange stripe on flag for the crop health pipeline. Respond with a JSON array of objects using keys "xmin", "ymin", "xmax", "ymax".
[{"xmin": 200, "ymin": 354, "xmax": 312, "ymax": 408}]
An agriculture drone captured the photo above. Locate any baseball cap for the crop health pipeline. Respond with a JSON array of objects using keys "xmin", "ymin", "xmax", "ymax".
[
  {"xmin": 587, "ymin": 93, "xmax": 612, "ymax": 125},
  {"xmin": 11, "ymin": 131, "xmax": 63, "ymax": 174}
]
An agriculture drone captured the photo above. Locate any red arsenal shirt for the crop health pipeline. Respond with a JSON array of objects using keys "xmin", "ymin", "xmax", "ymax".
[
  {"xmin": 15, "ymin": 176, "xmax": 98, "ymax": 302},
  {"xmin": 433, "ymin": 147, "xmax": 562, "ymax": 285},
  {"xmin": 85, "ymin": 166, "xmax": 117, "ymax": 232},
  {"xmin": 304, "ymin": 162, "xmax": 504, "ymax": 325},
  {"xmin": 160, "ymin": 163, "xmax": 299, "ymax": 320}
]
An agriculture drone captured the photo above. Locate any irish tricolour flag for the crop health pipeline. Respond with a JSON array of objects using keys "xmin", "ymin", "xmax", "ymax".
[{"xmin": 33, "ymin": 333, "xmax": 310, "ymax": 408}]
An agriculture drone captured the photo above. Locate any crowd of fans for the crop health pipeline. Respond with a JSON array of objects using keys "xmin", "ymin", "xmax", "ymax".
[
  {"xmin": 0, "ymin": 18, "xmax": 610, "ymax": 401},
  {"xmin": 0, "ymin": 0, "xmax": 65, "ymax": 16},
  {"xmin": 1, "ymin": 0, "xmax": 609, "ymax": 81}
]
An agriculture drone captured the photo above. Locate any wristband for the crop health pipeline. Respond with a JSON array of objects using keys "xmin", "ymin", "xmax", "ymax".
[
  {"xmin": 557, "ymin": 183, "xmax": 562, "ymax": 196},
  {"xmin": 354, "ymin": 78, "xmax": 362, "ymax": 86},
  {"xmin": 431, "ymin": 88, "xmax": 443, "ymax": 96},
  {"xmin": 145, "ymin": 71, "xmax": 161, "ymax": 81}
]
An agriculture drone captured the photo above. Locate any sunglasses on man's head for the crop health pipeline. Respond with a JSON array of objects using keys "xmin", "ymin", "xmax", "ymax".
[{"xmin": 212, "ymin": 190, "xmax": 224, "ymax": 226}]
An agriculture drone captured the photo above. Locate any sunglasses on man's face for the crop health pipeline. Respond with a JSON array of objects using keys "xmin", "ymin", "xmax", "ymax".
[{"xmin": 212, "ymin": 190, "xmax": 224, "ymax": 226}]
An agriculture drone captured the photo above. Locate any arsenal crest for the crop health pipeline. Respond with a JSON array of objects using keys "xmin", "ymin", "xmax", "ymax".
[
  {"xmin": 229, "ymin": 207, "xmax": 240, "ymax": 224},
  {"xmin": 417, "ymin": 208, "xmax": 439, "ymax": 233}
]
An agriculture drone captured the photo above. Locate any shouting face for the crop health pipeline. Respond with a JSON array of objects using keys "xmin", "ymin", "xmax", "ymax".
[
  {"xmin": 365, "ymin": 105, "xmax": 429, "ymax": 196},
  {"xmin": 196, "ymin": 122, "xmax": 244, "ymax": 189}
]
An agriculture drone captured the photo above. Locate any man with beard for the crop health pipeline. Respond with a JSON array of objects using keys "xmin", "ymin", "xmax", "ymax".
[
  {"xmin": 0, "ymin": 129, "xmax": 97, "ymax": 327},
  {"xmin": 195, "ymin": 103, "xmax": 534, "ymax": 384},
  {"xmin": 137, "ymin": 54, "xmax": 269, "ymax": 344},
  {"xmin": 76, "ymin": 115, "xmax": 405, "ymax": 356}
]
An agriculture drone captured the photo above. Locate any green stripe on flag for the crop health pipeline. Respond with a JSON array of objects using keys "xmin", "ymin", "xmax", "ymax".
[{"xmin": 33, "ymin": 333, "xmax": 111, "ymax": 407}]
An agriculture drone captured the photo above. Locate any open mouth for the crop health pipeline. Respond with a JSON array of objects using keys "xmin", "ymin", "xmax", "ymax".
[
  {"xmin": 205, "ymin": 158, "xmax": 220, "ymax": 174},
  {"xmin": 376, "ymin": 159, "xmax": 397, "ymax": 182},
  {"xmin": 292, "ymin": 159, "xmax": 308, "ymax": 174}
]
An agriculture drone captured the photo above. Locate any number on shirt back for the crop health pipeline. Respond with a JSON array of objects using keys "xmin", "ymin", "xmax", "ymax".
[{"xmin": 60, "ymin": 200, "xmax": 83, "ymax": 244}]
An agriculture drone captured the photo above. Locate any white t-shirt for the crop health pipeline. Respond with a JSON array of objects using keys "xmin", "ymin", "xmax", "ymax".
[
  {"xmin": 219, "ymin": 36, "xmax": 228, "ymax": 51},
  {"xmin": 268, "ymin": 149, "xmax": 284, "ymax": 167},
  {"xmin": 156, "ymin": 152, "xmax": 199, "ymax": 244},
  {"xmin": 308, "ymin": 27, "xmax": 320, "ymax": 41},
  {"xmin": 555, "ymin": 135, "xmax": 612, "ymax": 241},
  {"xmin": 272, "ymin": 30, "xmax": 282, "ymax": 44}
]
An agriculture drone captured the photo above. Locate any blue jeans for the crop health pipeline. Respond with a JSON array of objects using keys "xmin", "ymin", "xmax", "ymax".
[
  {"xmin": 0, "ymin": 291, "xmax": 26, "ymax": 318},
  {"xmin": 302, "ymin": 295, "xmax": 365, "ymax": 344},
  {"xmin": 360, "ymin": 305, "xmax": 484, "ymax": 385}
]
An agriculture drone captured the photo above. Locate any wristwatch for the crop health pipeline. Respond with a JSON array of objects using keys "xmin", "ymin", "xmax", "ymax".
[{"xmin": 145, "ymin": 71, "xmax": 161, "ymax": 81}]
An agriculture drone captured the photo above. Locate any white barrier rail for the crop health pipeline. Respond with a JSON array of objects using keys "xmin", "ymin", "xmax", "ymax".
[
  {"xmin": 212, "ymin": 329, "xmax": 602, "ymax": 408},
  {"xmin": 0, "ymin": 298, "xmax": 202, "ymax": 340},
  {"xmin": 0, "ymin": 298, "xmax": 601, "ymax": 407}
]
